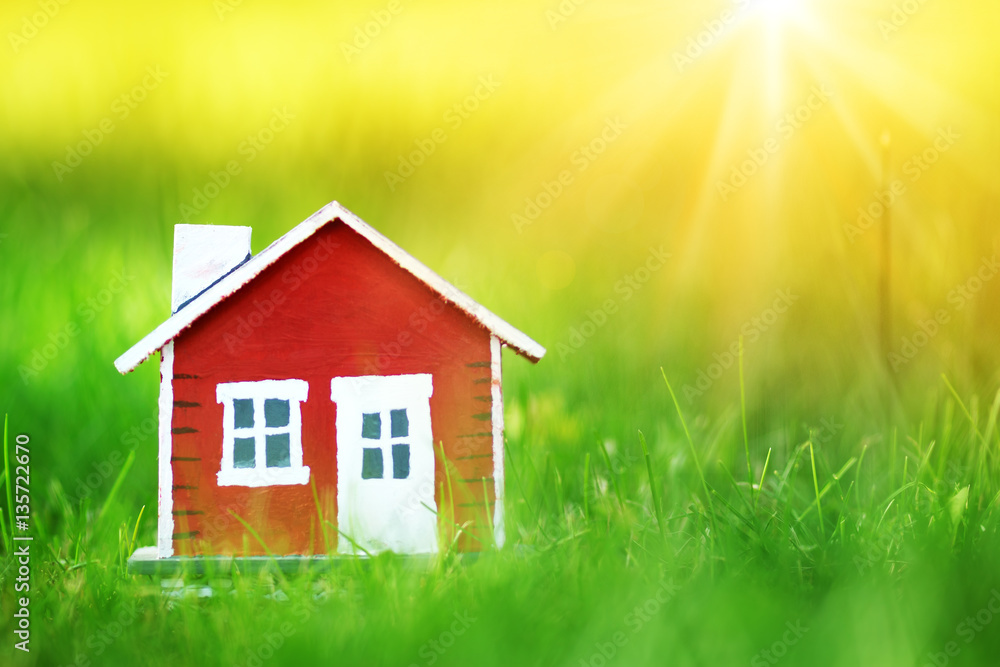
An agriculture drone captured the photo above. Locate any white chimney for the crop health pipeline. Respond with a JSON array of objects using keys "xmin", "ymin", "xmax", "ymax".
[{"xmin": 171, "ymin": 224, "xmax": 252, "ymax": 312}]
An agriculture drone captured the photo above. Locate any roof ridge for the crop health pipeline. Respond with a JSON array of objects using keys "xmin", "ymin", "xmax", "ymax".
[{"xmin": 113, "ymin": 201, "xmax": 545, "ymax": 374}]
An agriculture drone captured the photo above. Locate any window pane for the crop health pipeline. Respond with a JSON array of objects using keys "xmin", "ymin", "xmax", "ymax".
[
  {"xmin": 362, "ymin": 413, "xmax": 381, "ymax": 439},
  {"xmin": 362, "ymin": 447, "xmax": 383, "ymax": 479},
  {"xmin": 234, "ymin": 399, "xmax": 254, "ymax": 428},
  {"xmin": 390, "ymin": 409, "xmax": 409, "ymax": 438},
  {"xmin": 234, "ymin": 437, "xmax": 255, "ymax": 468},
  {"xmin": 266, "ymin": 433, "xmax": 291, "ymax": 468},
  {"xmin": 392, "ymin": 443, "xmax": 410, "ymax": 479},
  {"xmin": 264, "ymin": 399, "xmax": 290, "ymax": 427}
]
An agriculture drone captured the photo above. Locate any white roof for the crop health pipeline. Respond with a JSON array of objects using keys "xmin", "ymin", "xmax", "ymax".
[{"xmin": 114, "ymin": 201, "xmax": 546, "ymax": 374}]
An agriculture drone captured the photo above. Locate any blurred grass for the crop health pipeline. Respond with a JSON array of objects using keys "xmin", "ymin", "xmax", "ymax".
[{"xmin": 2, "ymin": 0, "xmax": 1000, "ymax": 665}]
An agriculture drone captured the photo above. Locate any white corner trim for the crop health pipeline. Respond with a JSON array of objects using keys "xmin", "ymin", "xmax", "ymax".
[
  {"xmin": 157, "ymin": 342, "xmax": 175, "ymax": 558},
  {"xmin": 114, "ymin": 201, "xmax": 546, "ymax": 375},
  {"xmin": 215, "ymin": 379, "xmax": 310, "ymax": 488},
  {"xmin": 490, "ymin": 335, "xmax": 506, "ymax": 548}
]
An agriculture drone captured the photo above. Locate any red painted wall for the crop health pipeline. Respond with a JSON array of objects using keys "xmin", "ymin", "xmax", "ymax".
[{"xmin": 169, "ymin": 220, "xmax": 497, "ymax": 556}]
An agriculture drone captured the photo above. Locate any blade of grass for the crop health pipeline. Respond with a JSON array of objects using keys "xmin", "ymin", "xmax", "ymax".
[
  {"xmin": 503, "ymin": 444, "xmax": 542, "ymax": 526},
  {"xmin": 756, "ymin": 447, "xmax": 772, "ymax": 505},
  {"xmin": 710, "ymin": 488, "xmax": 756, "ymax": 536},
  {"xmin": 717, "ymin": 459, "xmax": 754, "ymax": 516},
  {"xmin": 660, "ymin": 368, "xmax": 716, "ymax": 537},
  {"xmin": 775, "ymin": 442, "xmax": 810, "ymax": 498},
  {"xmin": 598, "ymin": 440, "xmax": 625, "ymax": 512},
  {"xmin": 795, "ymin": 457, "xmax": 857, "ymax": 521},
  {"xmin": 553, "ymin": 463, "xmax": 565, "ymax": 522},
  {"xmin": 229, "ymin": 509, "xmax": 278, "ymax": 560},
  {"xmin": 809, "ymin": 441, "xmax": 825, "ymax": 540},
  {"xmin": 438, "ymin": 441, "xmax": 457, "ymax": 548},
  {"xmin": 481, "ymin": 477, "xmax": 496, "ymax": 549},
  {"xmin": 128, "ymin": 505, "xmax": 146, "ymax": 557},
  {"xmin": 309, "ymin": 475, "xmax": 331, "ymax": 554},
  {"xmin": 943, "ymin": 374, "xmax": 989, "ymax": 448},
  {"xmin": 638, "ymin": 431, "xmax": 665, "ymax": 542},
  {"xmin": 739, "ymin": 336, "xmax": 753, "ymax": 504},
  {"xmin": 854, "ymin": 441, "xmax": 869, "ymax": 511},
  {"xmin": 3, "ymin": 414, "xmax": 12, "ymax": 553},
  {"xmin": 937, "ymin": 397, "xmax": 955, "ymax": 481},
  {"xmin": 331, "ymin": 523, "xmax": 375, "ymax": 559},
  {"xmin": 0, "ymin": 508, "xmax": 8, "ymax": 556},
  {"xmin": 98, "ymin": 448, "xmax": 136, "ymax": 524}
]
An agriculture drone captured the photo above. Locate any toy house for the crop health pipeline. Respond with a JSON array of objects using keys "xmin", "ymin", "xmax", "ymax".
[{"xmin": 115, "ymin": 201, "xmax": 545, "ymax": 562}]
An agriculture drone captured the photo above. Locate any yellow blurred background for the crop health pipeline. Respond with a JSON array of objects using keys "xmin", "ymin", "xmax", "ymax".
[{"xmin": 2, "ymin": 0, "xmax": 999, "ymax": 434}]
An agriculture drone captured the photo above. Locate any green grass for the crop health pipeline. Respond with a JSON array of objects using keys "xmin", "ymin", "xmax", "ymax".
[
  {"xmin": 3, "ymin": 170, "xmax": 1000, "ymax": 666},
  {"xmin": 5, "ymin": 367, "xmax": 1000, "ymax": 667},
  {"xmin": 5, "ymin": 256, "xmax": 1000, "ymax": 667}
]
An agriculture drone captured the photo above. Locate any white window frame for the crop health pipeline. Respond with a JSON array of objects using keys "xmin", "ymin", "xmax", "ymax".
[{"xmin": 216, "ymin": 379, "xmax": 310, "ymax": 487}]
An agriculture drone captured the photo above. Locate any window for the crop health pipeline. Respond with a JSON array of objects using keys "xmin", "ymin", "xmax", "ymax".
[
  {"xmin": 216, "ymin": 379, "xmax": 310, "ymax": 487},
  {"xmin": 359, "ymin": 408, "xmax": 411, "ymax": 480}
]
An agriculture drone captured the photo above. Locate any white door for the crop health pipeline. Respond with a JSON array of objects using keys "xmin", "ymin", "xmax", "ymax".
[{"xmin": 330, "ymin": 374, "xmax": 438, "ymax": 554}]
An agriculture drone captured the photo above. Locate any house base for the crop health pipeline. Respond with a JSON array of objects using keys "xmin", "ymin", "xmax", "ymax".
[{"xmin": 126, "ymin": 545, "xmax": 476, "ymax": 576}]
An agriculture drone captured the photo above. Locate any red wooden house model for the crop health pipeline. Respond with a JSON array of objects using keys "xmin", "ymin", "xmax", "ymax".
[{"xmin": 115, "ymin": 201, "xmax": 545, "ymax": 561}]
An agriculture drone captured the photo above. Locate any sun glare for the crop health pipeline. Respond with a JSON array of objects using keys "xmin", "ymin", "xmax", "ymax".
[{"xmin": 755, "ymin": 0, "xmax": 804, "ymax": 25}]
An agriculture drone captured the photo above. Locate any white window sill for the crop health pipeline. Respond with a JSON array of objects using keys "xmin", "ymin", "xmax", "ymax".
[{"xmin": 217, "ymin": 466, "xmax": 311, "ymax": 488}]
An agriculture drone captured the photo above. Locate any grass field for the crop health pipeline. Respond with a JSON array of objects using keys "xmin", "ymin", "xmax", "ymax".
[{"xmin": 3, "ymin": 0, "xmax": 1000, "ymax": 665}]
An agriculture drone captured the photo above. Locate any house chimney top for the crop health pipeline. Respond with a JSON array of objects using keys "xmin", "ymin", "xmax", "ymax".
[{"xmin": 171, "ymin": 224, "xmax": 252, "ymax": 312}]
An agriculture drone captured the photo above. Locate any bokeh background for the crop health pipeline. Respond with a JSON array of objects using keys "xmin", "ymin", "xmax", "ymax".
[{"xmin": 2, "ymin": 0, "xmax": 1000, "ymax": 665}]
